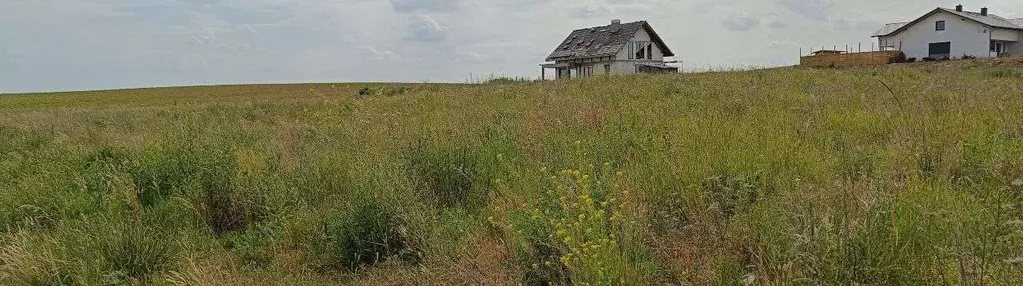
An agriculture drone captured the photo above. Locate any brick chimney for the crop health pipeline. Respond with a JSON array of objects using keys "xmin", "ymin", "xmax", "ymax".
[
  {"xmin": 956, "ymin": 4, "xmax": 963, "ymax": 12},
  {"xmin": 981, "ymin": 7, "xmax": 988, "ymax": 16},
  {"xmin": 610, "ymin": 19, "xmax": 621, "ymax": 33}
]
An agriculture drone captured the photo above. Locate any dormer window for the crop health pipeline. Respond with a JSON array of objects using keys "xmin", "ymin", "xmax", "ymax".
[
  {"xmin": 936, "ymin": 20, "xmax": 945, "ymax": 31},
  {"xmin": 629, "ymin": 41, "xmax": 653, "ymax": 60}
]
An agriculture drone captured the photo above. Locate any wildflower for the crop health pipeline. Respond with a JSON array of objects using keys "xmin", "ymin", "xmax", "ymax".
[
  {"xmin": 574, "ymin": 140, "xmax": 582, "ymax": 145},
  {"xmin": 1014, "ymin": 179, "xmax": 1023, "ymax": 187},
  {"xmin": 1005, "ymin": 220, "xmax": 1023, "ymax": 228}
]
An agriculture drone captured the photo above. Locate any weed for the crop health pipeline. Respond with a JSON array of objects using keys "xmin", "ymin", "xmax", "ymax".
[
  {"xmin": 406, "ymin": 139, "xmax": 487, "ymax": 210},
  {"xmin": 310, "ymin": 188, "xmax": 421, "ymax": 271}
]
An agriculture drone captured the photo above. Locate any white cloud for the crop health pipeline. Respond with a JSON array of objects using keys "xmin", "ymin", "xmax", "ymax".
[
  {"xmin": 4, "ymin": 1, "xmax": 1023, "ymax": 92},
  {"xmin": 723, "ymin": 12, "xmax": 760, "ymax": 31},
  {"xmin": 778, "ymin": 0, "xmax": 833, "ymax": 21},
  {"xmin": 405, "ymin": 14, "xmax": 450, "ymax": 42},
  {"xmin": 567, "ymin": 5, "xmax": 611, "ymax": 19},
  {"xmin": 390, "ymin": 0, "xmax": 461, "ymax": 13}
]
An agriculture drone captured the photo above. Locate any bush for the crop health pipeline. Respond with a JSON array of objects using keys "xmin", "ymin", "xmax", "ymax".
[
  {"xmin": 91, "ymin": 223, "xmax": 178, "ymax": 282},
  {"xmin": 131, "ymin": 143, "xmax": 263, "ymax": 236},
  {"xmin": 506, "ymin": 164, "xmax": 654, "ymax": 285},
  {"xmin": 310, "ymin": 189, "xmax": 421, "ymax": 271},
  {"xmin": 356, "ymin": 86, "xmax": 409, "ymax": 97},
  {"xmin": 892, "ymin": 53, "xmax": 908, "ymax": 63},
  {"xmin": 906, "ymin": 57, "xmax": 917, "ymax": 63},
  {"xmin": 703, "ymin": 173, "xmax": 762, "ymax": 222},
  {"xmin": 962, "ymin": 54, "xmax": 977, "ymax": 60},
  {"xmin": 484, "ymin": 77, "xmax": 533, "ymax": 85},
  {"xmin": 989, "ymin": 68, "xmax": 1023, "ymax": 78},
  {"xmin": 406, "ymin": 140, "xmax": 487, "ymax": 209}
]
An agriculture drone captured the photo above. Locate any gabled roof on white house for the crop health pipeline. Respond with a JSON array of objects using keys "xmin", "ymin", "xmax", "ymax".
[
  {"xmin": 545, "ymin": 20, "xmax": 673, "ymax": 62},
  {"xmin": 1011, "ymin": 18, "xmax": 1023, "ymax": 28},
  {"xmin": 873, "ymin": 7, "xmax": 1022, "ymax": 37},
  {"xmin": 874, "ymin": 22, "xmax": 908, "ymax": 37}
]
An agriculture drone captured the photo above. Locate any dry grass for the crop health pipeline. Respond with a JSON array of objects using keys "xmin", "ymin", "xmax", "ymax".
[{"xmin": 3, "ymin": 64, "xmax": 1023, "ymax": 285}]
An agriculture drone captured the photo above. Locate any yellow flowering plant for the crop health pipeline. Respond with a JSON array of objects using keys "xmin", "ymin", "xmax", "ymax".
[{"xmin": 505, "ymin": 161, "xmax": 646, "ymax": 285}]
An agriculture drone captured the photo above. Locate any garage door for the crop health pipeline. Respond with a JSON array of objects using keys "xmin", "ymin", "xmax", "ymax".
[{"xmin": 929, "ymin": 42, "xmax": 951, "ymax": 59}]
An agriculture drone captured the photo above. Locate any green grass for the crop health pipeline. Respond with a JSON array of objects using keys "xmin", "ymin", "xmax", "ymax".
[{"xmin": 2, "ymin": 65, "xmax": 1023, "ymax": 285}]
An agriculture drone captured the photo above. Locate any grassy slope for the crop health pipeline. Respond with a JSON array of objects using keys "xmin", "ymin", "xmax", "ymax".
[{"xmin": 1, "ymin": 65, "xmax": 1023, "ymax": 285}]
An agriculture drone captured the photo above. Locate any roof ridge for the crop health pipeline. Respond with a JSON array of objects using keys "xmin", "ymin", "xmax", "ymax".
[{"xmin": 572, "ymin": 20, "xmax": 646, "ymax": 31}]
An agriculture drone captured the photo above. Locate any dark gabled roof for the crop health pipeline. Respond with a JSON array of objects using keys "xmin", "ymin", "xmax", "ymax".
[
  {"xmin": 873, "ymin": 7, "xmax": 1022, "ymax": 37},
  {"xmin": 545, "ymin": 21, "xmax": 674, "ymax": 62}
]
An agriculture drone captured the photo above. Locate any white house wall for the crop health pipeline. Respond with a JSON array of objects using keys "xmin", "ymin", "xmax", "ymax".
[
  {"xmin": 607, "ymin": 28, "xmax": 666, "ymax": 74},
  {"xmin": 879, "ymin": 11, "xmax": 993, "ymax": 59},
  {"xmin": 992, "ymin": 28, "xmax": 1021, "ymax": 41},
  {"xmin": 1009, "ymin": 42, "xmax": 1023, "ymax": 55}
]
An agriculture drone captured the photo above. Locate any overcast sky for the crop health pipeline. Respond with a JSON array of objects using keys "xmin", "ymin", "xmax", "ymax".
[{"xmin": 3, "ymin": 0, "xmax": 1023, "ymax": 93}]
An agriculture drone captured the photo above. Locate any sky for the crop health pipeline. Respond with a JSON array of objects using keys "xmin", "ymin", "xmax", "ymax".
[{"xmin": 3, "ymin": 0, "xmax": 1023, "ymax": 93}]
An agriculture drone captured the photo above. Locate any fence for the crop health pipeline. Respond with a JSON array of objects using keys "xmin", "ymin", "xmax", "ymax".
[{"xmin": 799, "ymin": 51, "xmax": 905, "ymax": 68}]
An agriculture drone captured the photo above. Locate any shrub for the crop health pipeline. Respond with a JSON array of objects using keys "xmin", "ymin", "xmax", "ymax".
[
  {"xmin": 311, "ymin": 189, "xmax": 420, "ymax": 271},
  {"xmin": 356, "ymin": 86, "xmax": 408, "ymax": 97},
  {"xmin": 406, "ymin": 140, "xmax": 487, "ymax": 209},
  {"xmin": 906, "ymin": 57, "xmax": 917, "ymax": 63},
  {"xmin": 989, "ymin": 68, "xmax": 1023, "ymax": 78},
  {"xmin": 92, "ymin": 223, "xmax": 178, "ymax": 282},
  {"xmin": 703, "ymin": 173, "xmax": 762, "ymax": 222},
  {"xmin": 506, "ymin": 164, "xmax": 654, "ymax": 285},
  {"xmin": 962, "ymin": 54, "xmax": 977, "ymax": 60},
  {"xmin": 484, "ymin": 77, "xmax": 534, "ymax": 85},
  {"xmin": 130, "ymin": 143, "xmax": 262, "ymax": 236},
  {"xmin": 892, "ymin": 53, "xmax": 908, "ymax": 63},
  {"xmin": 357, "ymin": 87, "xmax": 376, "ymax": 97}
]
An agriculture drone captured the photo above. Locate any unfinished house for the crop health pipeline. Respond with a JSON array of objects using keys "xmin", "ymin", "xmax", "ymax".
[{"xmin": 540, "ymin": 20, "xmax": 677, "ymax": 80}]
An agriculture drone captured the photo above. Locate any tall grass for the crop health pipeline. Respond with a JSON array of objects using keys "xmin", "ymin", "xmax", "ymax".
[{"xmin": 2, "ymin": 65, "xmax": 1023, "ymax": 284}]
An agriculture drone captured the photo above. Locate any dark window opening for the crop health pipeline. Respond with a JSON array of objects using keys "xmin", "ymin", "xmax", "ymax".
[
  {"xmin": 929, "ymin": 42, "xmax": 951, "ymax": 59},
  {"xmin": 604, "ymin": 64, "xmax": 611, "ymax": 74},
  {"xmin": 935, "ymin": 21, "xmax": 946, "ymax": 31},
  {"xmin": 635, "ymin": 41, "xmax": 647, "ymax": 59},
  {"xmin": 647, "ymin": 43, "xmax": 653, "ymax": 59}
]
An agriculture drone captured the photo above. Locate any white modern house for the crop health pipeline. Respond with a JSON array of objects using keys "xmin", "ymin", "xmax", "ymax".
[
  {"xmin": 541, "ymin": 20, "xmax": 677, "ymax": 80},
  {"xmin": 872, "ymin": 5, "xmax": 1023, "ymax": 60}
]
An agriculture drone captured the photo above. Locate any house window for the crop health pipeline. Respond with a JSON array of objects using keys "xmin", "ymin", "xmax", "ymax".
[
  {"xmin": 928, "ymin": 42, "xmax": 951, "ymax": 59},
  {"xmin": 604, "ymin": 64, "xmax": 611, "ymax": 74},
  {"xmin": 647, "ymin": 43, "xmax": 653, "ymax": 59},
  {"xmin": 935, "ymin": 21, "xmax": 945, "ymax": 31},
  {"xmin": 628, "ymin": 42, "xmax": 635, "ymax": 59},
  {"xmin": 635, "ymin": 41, "xmax": 647, "ymax": 59}
]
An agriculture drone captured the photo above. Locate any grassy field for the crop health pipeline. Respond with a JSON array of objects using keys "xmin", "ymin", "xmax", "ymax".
[{"xmin": 2, "ymin": 64, "xmax": 1023, "ymax": 285}]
